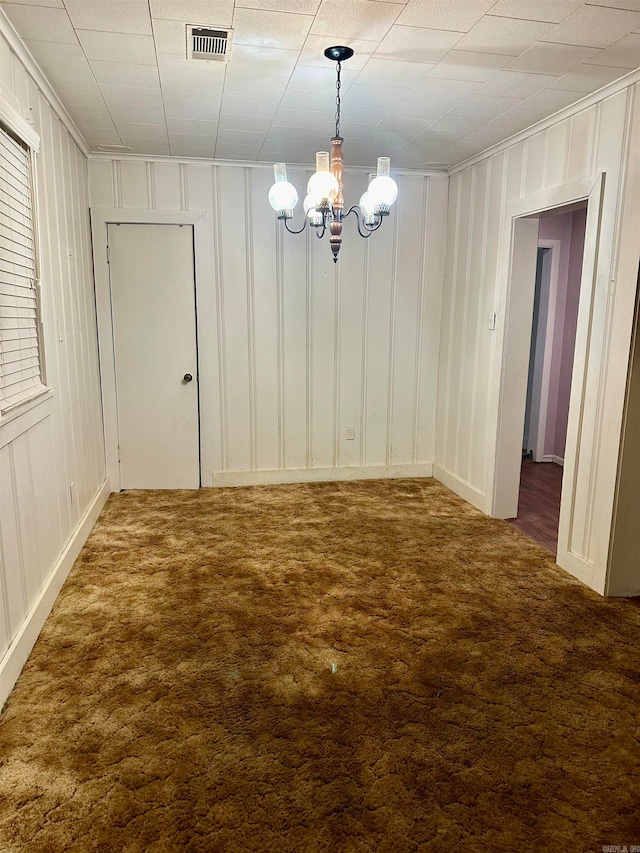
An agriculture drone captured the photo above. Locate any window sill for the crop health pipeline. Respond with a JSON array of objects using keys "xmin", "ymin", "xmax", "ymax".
[{"xmin": 0, "ymin": 387, "xmax": 54, "ymax": 446}]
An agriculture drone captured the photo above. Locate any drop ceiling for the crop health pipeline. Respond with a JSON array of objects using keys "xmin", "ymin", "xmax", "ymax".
[{"xmin": 1, "ymin": 0, "xmax": 639, "ymax": 169}]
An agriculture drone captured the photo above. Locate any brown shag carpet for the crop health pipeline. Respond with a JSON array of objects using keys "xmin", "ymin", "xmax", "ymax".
[{"xmin": 1, "ymin": 478, "xmax": 639, "ymax": 852}]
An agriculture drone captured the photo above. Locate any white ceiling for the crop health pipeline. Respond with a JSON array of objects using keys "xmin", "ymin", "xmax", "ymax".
[{"xmin": 2, "ymin": 0, "xmax": 639, "ymax": 169}]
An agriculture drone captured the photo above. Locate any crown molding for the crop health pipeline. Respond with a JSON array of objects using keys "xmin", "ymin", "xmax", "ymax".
[
  {"xmin": 88, "ymin": 151, "xmax": 448, "ymax": 177},
  {"xmin": 448, "ymin": 68, "xmax": 640, "ymax": 176},
  {"xmin": 0, "ymin": 9, "xmax": 90, "ymax": 157}
]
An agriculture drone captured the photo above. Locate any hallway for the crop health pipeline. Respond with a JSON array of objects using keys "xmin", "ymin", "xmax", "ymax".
[{"xmin": 507, "ymin": 460, "xmax": 563, "ymax": 554}]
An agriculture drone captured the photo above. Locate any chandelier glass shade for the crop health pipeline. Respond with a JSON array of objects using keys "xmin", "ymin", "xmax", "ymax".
[{"xmin": 267, "ymin": 46, "xmax": 399, "ymax": 263}]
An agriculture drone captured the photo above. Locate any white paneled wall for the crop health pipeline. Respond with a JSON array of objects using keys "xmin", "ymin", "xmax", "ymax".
[
  {"xmin": 436, "ymin": 82, "xmax": 640, "ymax": 593},
  {"xmin": 89, "ymin": 158, "xmax": 448, "ymax": 486},
  {"xmin": 0, "ymin": 26, "xmax": 106, "ymax": 704}
]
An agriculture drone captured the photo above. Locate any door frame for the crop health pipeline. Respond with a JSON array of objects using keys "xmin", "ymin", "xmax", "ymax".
[
  {"xmin": 91, "ymin": 208, "xmax": 210, "ymax": 491},
  {"xmin": 488, "ymin": 172, "xmax": 605, "ymax": 584},
  {"xmin": 531, "ymin": 238, "xmax": 561, "ymax": 463}
]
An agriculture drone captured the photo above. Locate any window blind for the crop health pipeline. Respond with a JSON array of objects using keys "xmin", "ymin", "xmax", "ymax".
[{"xmin": 0, "ymin": 123, "xmax": 45, "ymax": 413}]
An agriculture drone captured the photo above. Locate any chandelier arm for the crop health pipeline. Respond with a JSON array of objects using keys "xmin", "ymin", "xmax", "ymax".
[
  {"xmin": 345, "ymin": 205, "xmax": 383, "ymax": 238},
  {"xmin": 283, "ymin": 217, "xmax": 308, "ymax": 235}
]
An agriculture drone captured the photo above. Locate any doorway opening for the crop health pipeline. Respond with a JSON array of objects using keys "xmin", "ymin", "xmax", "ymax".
[{"xmin": 507, "ymin": 203, "xmax": 588, "ymax": 554}]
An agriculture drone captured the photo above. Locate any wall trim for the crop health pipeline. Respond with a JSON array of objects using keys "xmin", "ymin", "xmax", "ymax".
[
  {"xmin": 448, "ymin": 69, "xmax": 640, "ymax": 176},
  {"xmin": 88, "ymin": 151, "xmax": 446, "ymax": 177},
  {"xmin": 432, "ymin": 464, "xmax": 486, "ymax": 512},
  {"xmin": 0, "ymin": 9, "xmax": 89, "ymax": 157},
  {"xmin": 541, "ymin": 454, "xmax": 565, "ymax": 466},
  {"xmin": 0, "ymin": 477, "xmax": 110, "ymax": 710},
  {"xmin": 211, "ymin": 463, "xmax": 434, "ymax": 488}
]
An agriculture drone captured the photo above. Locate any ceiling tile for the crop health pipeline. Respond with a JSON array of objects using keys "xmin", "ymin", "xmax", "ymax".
[
  {"xmin": 167, "ymin": 118, "xmax": 219, "ymax": 135},
  {"xmin": 157, "ymin": 53, "xmax": 227, "ymax": 85},
  {"xmin": 124, "ymin": 138, "xmax": 170, "ymax": 155},
  {"xmin": 84, "ymin": 127, "xmax": 122, "ymax": 147},
  {"xmin": 233, "ymin": 7, "xmax": 313, "ymax": 50},
  {"xmin": 488, "ymin": 0, "xmax": 584, "ymax": 24},
  {"xmin": 218, "ymin": 113, "xmax": 272, "ymax": 132},
  {"xmin": 215, "ymin": 142, "xmax": 263, "ymax": 159},
  {"xmin": 428, "ymin": 49, "xmax": 512, "ymax": 82},
  {"xmin": 455, "ymin": 16, "xmax": 555, "ymax": 56},
  {"xmin": 108, "ymin": 101, "xmax": 166, "ymax": 123},
  {"xmin": 278, "ymin": 88, "xmax": 336, "ymax": 111},
  {"xmin": 375, "ymin": 116, "xmax": 433, "ymax": 137},
  {"xmin": 586, "ymin": 33, "xmax": 640, "ymax": 68},
  {"xmin": 389, "ymin": 76, "xmax": 481, "ymax": 119},
  {"xmin": 478, "ymin": 70, "xmax": 559, "ymax": 99},
  {"xmin": 163, "ymin": 95, "xmax": 222, "ymax": 120},
  {"xmin": 226, "ymin": 45, "xmax": 300, "ymax": 78},
  {"xmin": 506, "ymin": 42, "xmax": 601, "ymax": 75},
  {"xmin": 542, "ymin": 6, "xmax": 640, "ymax": 49},
  {"xmin": 506, "ymin": 87, "xmax": 581, "ymax": 118},
  {"xmin": 1, "ymin": 4, "xmax": 77, "ymax": 43},
  {"xmin": 37, "ymin": 62, "xmax": 100, "ymax": 95},
  {"xmin": 356, "ymin": 57, "xmax": 433, "ymax": 87},
  {"xmin": 223, "ymin": 74, "xmax": 289, "ymax": 100},
  {"xmin": 90, "ymin": 60, "xmax": 161, "ymax": 89},
  {"xmin": 426, "ymin": 112, "xmax": 489, "ymax": 133},
  {"xmin": 76, "ymin": 30, "xmax": 157, "ymax": 65},
  {"xmin": 102, "ymin": 85, "xmax": 164, "ymax": 110},
  {"xmin": 586, "ymin": 0, "xmax": 640, "ymax": 10},
  {"xmin": 311, "ymin": 0, "xmax": 403, "ymax": 41},
  {"xmin": 170, "ymin": 141, "xmax": 217, "ymax": 157},
  {"xmin": 150, "ymin": 0, "xmax": 234, "ymax": 25},
  {"xmin": 286, "ymin": 65, "xmax": 359, "ymax": 92},
  {"xmin": 151, "ymin": 19, "xmax": 186, "ymax": 54},
  {"xmin": 235, "ymin": 0, "xmax": 320, "ymax": 11},
  {"xmin": 220, "ymin": 94, "xmax": 281, "ymax": 116},
  {"xmin": 63, "ymin": 0, "xmax": 152, "ymax": 35},
  {"xmin": 397, "ymin": 0, "xmax": 495, "ymax": 33},
  {"xmin": 117, "ymin": 122, "xmax": 169, "ymax": 140},
  {"xmin": 547, "ymin": 63, "xmax": 630, "ymax": 92},
  {"xmin": 0, "ymin": 0, "xmax": 63, "ymax": 5},
  {"xmin": 375, "ymin": 25, "xmax": 464, "ymax": 62},
  {"xmin": 346, "ymin": 82, "xmax": 412, "ymax": 109},
  {"xmin": 452, "ymin": 93, "xmax": 522, "ymax": 117},
  {"xmin": 169, "ymin": 129, "xmax": 217, "ymax": 145},
  {"xmin": 216, "ymin": 128, "xmax": 267, "ymax": 146},
  {"xmin": 272, "ymin": 108, "xmax": 333, "ymax": 128},
  {"xmin": 299, "ymin": 35, "xmax": 378, "ymax": 70}
]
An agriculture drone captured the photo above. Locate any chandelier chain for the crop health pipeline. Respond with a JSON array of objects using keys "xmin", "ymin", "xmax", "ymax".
[{"xmin": 335, "ymin": 60, "xmax": 341, "ymax": 138}]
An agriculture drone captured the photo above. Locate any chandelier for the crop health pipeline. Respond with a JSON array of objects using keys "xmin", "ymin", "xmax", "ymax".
[{"xmin": 267, "ymin": 46, "xmax": 399, "ymax": 263}]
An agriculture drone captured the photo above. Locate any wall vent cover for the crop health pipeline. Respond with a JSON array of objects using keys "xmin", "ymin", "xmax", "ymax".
[{"xmin": 187, "ymin": 25, "xmax": 232, "ymax": 61}]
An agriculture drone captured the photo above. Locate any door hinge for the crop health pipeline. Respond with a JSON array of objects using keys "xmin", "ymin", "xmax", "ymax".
[
  {"xmin": 117, "ymin": 446, "xmax": 121, "ymax": 461},
  {"xmin": 106, "ymin": 245, "xmax": 110, "ymax": 263}
]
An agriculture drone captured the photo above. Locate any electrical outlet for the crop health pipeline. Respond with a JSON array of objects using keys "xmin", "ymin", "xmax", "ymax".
[
  {"xmin": 69, "ymin": 482, "xmax": 75, "ymax": 505},
  {"xmin": 345, "ymin": 426, "xmax": 355, "ymax": 440}
]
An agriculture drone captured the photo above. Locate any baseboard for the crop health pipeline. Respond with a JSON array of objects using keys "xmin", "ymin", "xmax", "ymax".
[
  {"xmin": 541, "ymin": 455, "xmax": 565, "ymax": 466},
  {"xmin": 432, "ymin": 464, "xmax": 486, "ymax": 512},
  {"xmin": 0, "ymin": 477, "xmax": 111, "ymax": 709},
  {"xmin": 211, "ymin": 463, "xmax": 433, "ymax": 488}
]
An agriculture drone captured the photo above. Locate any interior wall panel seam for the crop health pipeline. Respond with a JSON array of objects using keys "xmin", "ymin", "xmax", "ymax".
[
  {"xmin": 455, "ymin": 168, "xmax": 476, "ymax": 482},
  {"xmin": 359, "ymin": 238, "xmax": 370, "ymax": 468},
  {"xmin": 244, "ymin": 168, "xmax": 257, "ymax": 472},
  {"xmin": 332, "ymin": 260, "xmax": 341, "ymax": 469},
  {"xmin": 411, "ymin": 177, "xmax": 430, "ymax": 465},
  {"xmin": 211, "ymin": 165, "xmax": 229, "ymax": 472},
  {"xmin": 384, "ymin": 196, "xmax": 400, "ymax": 467}
]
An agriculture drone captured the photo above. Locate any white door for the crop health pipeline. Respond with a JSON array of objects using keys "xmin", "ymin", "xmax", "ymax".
[{"xmin": 108, "ymin": 223, "xmax": 199, "ymax": 489}]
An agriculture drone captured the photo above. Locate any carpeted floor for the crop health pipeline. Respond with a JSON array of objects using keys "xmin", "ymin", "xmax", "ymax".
[{"xmin": 1, "ymin": 478, "xmax": 639, "ymax": 852}]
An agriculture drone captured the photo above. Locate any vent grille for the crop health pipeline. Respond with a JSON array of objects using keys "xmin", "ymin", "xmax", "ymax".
[{"xmin": 187, "ymin": 26, "xmax": 232, "ymax": 61}]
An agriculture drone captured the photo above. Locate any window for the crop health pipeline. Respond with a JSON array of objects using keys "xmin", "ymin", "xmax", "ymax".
[{"xmin": 0, "ymin": 120, "xmax": 46, "ymax": 414}]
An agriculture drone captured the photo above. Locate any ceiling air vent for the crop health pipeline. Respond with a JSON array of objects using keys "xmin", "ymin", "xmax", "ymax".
[{"xmin": 187, "ymin": 25, "xmax": 232, "ymax": 61}]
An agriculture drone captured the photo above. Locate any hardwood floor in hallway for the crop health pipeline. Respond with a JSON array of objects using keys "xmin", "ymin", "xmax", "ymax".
[{"xmin": 507, "ymin": 459, "xmax": 563, "ymax": 554}]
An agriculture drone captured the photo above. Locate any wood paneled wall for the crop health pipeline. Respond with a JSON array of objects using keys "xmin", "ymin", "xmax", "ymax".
[
  {"xmin": 0, "ymin": 29, "xmax": 106, "ymax": 691},
  {"xmin": 89, "ymin": 159, "xmax": 448, "ymax": 485},
  {"xmin": 436, "ymin": 83, "xmax": 640, "ymax": 593}
]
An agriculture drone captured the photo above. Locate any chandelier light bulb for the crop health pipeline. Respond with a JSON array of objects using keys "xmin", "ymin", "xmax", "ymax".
[
  {"xmin": 359, "ymin": 191, "xmax": 376, "ymax": 220},
  {"xmin": 268, "ymin": 163, "xmax": 298, "ymax": 214},
  {"xmin": 303, "ymin": 193, "xmax": 319, "ymax": 215},
  {"xmin": 307, "ymin": 151, "xmax": 339, "ymax": 201}
]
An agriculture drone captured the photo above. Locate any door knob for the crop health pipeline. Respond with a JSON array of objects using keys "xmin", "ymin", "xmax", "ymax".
[{"xmin": 183, "ymin": 373, "xmax": 193, "ymax": 382}]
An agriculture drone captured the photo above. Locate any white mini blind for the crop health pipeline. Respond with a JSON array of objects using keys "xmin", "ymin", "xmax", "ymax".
[{"xmin": 0, "ymin": 123, "xmax": 45, "ymax": 413}]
